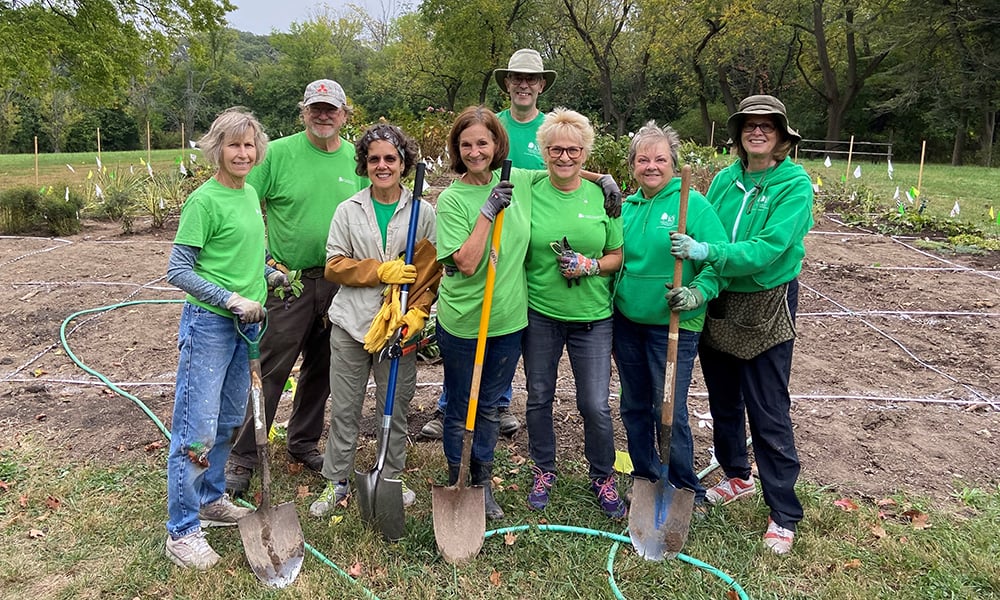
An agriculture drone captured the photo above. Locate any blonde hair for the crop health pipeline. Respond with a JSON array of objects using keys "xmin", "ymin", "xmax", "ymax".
[
  {"xmin": 197, "ymin": 107, "xmax": 268, "ymax": 168},
  {"xmin": 536, "ymin": 107, "xmax": 595, "ymax": 155}
]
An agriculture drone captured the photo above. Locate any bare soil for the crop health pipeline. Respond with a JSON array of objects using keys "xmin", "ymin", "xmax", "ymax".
[{"xmin": 1, "ymin": 214, "xmax": 998, "ymax": 507}]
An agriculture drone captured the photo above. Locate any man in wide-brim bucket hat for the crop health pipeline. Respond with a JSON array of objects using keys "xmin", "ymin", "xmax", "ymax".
[
  {"xmin": 726, "ymin": 94, "xmax": 802, "ymax": 146},
  {"xmin": 493, "ymin": 48, "xmax": 558, "ymax": 93}
]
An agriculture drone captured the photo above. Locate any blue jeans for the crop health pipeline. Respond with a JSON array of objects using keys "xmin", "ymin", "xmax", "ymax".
[
  {"xmin": 700, "ymin": 279, "xmax": 803, "ymax": 530},
  {"xmin": 437, "ymin": 385, "xmax": 512, "ymax": 412},
  {"xmin": 439, "ymin": 324, "xmax": 523, "ymax": 465},
  {"xmin": 522, "ymin": 309, "xmax": 615, "ymax": 479},
  {"xmin": 612, "ymin": 310, "xmax": 705, "ymax": 502},
  {"xmin": 166, "ymin": 303, "xmax": 257, "ymax": 539}
]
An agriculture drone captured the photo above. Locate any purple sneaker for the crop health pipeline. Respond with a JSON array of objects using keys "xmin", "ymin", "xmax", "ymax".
[
  {"xmin": 591, "ymin": 475, "xmax": 627, "ymax": 519},
  {"xmin": 527, "ymin": 466, "xmax": 556, "ymax": 510}
]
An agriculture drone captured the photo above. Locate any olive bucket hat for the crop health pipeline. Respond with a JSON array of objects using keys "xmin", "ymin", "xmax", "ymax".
[
  {"xmin": 726, "ymin": 95, "xmax": 801, "ymax": 145},
  {"xmin": 493, "ymin": 49, "xmax": 557, "ymax": 94}
]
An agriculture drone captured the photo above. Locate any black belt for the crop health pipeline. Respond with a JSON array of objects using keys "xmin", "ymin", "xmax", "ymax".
[{"xmin": 301, "ymin": 267, "xmax": 325, "ymax": 279}]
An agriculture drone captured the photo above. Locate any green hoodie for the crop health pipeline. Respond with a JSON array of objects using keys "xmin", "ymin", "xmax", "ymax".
[
  {"xmin": 614, "ymin": 177, "xmax": 728, "ymax": 329},
  {"xmin": 704, "ymin": 157, "xmax": 814, "ymax": 292}
]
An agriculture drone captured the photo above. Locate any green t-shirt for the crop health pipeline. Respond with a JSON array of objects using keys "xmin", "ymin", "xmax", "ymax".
[
  {"xmin": 174, "ymin": 178, "xmax": 267, "ymax": 317},
  {"xmin": 435, "ymin": 168, "xmax": 535, "ymax": 338},
  {"xmin": 246, "ymin": 131, "xmax": 369, "ymax": 270},
  {"xmin": 497, "ymin": 109, "xmax": 545, "ymax": 170},
  {"xmin": 372, "ymin": 199, "xmax": 398, "ymax": 252},
  {"xmin": 525, "ymin": 178, "xmax": 623, "ymax": 321}
]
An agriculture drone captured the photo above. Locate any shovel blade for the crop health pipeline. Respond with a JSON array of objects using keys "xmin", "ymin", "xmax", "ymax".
[
  {"xmin": 628, "ymin": 477, "xmax": 696, "ymax": 561},
  {"xmin": 355, "ymin": 469, "xmax": 405, "ymax": 542},
  {"xmin": 431, "ymin": 483, "xmax": 485, "ymax": 565},
  {"xmin": 238, "ymin": 502, "xmax": 305, "ymax": 588}
]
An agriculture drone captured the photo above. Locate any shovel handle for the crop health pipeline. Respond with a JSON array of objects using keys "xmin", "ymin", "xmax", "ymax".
[{"xmin": 660, "ymin": 166, "xmax": 690, "ymax": 459}]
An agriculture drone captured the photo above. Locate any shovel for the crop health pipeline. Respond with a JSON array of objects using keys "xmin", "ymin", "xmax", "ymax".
[
  {"xmin": 628, "ymin": 164, "xmax": 697, "ymax": 561},
  {"xmin": 355, "ymin": 162, "xmax": 426, "ymax": 542},
  {"xmin": 432, "ymin": 159, "xmax": 511, "ymax": 565},
  {"xmin": 236, "ymin": 315, "xmax": 305, "ymax": 587}
]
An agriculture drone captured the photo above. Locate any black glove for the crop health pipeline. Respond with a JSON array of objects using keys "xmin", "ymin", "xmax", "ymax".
[
  {"xmin": 480, "ymin": 181, "xmax": 513, "ymax": 222},
  {"xmin": 597, "ymin": 175, "xmax": 622, "ymax": 218}
]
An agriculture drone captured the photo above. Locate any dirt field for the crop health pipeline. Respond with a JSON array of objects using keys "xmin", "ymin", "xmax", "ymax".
[{"xmin": 1, "ymin": 213, "xmax": 998, "ymax": 507}]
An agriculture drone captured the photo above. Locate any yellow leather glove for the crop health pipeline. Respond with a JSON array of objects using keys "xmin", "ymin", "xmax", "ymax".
[
  {"xmin": 399, "ymin": 307, "xmax": 429, "ymax": 343},
  {"xmin": 363, "ymin": 285, "xmax": 402, "ymax": 354},
  {"xmin": 376, "ymin": 258, "xmax": 417, "ymax": 284}
]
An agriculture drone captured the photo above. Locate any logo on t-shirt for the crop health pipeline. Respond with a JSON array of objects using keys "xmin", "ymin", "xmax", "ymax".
[{"xmin": 658, "ymin": 212, "xmax": 676, "ymax": 229}]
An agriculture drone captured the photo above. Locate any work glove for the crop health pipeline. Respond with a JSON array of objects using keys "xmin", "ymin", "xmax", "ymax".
[
  {"xmin": 399, "ymin": 307, "xmax": 429, "ymax": 343},
  {"xmin": 670, "ymin": 232, "xmax": 710, "ymax": 261},
  {"xmin": 597, "ymin": 175, "xmax": 622, "ymax": 218},
  {"xmin": 377, "ymin": 258, "xmax": 417, "ymax": 285},
  {"xmin": 666, "ymin": 286, "xmax": 705, "ymax": 312},
  {"xmin": 480, "ymin": 181, "xmax": 513, "ymax": 222},
  {"xmin": 225, "ymin": 292, "xmax": 265, "ymax": 323},
  {"xmin": 558, "ymin": 252, "xmax": 601, "ymax": 280},
  {"xmin": 363, "ymin": 285, "xmax": 403, "ymax": 353},
  {"xmin": 267, "ymin": 270, "xmax": 293, "ymax": 294}
]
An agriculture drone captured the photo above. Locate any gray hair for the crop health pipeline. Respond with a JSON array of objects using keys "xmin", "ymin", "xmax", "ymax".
[
  {"xmin": 197, "ymin": 107, "xmax": 268, "ymax": 169},
  {"xmin": 536, "ymin": 107, "xmax": 595, "ymax": 154},
  {"xmin": 627, "ymin": 120, "xmax": 680, "ymax": 172}
]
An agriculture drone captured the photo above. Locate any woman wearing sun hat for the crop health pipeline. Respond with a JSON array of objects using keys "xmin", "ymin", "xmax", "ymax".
[{"xmin": 669, "ymin": 94, "xmax": 813, "ymax": 555}]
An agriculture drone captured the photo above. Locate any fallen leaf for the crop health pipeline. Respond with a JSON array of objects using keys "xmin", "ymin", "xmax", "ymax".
[
  {"xmin": 871, "ymin": 524, "xmax": 887, "ymax": 539},
  {"xmin": 510, "ymin": 454, "xmax": 527, "ymax": 466},
  {"xmin": 19, "ymin": 494, "xmax": 28, "ymax": 507},
  {"xmin": 904, "ymin": 510, "xmax": 930, "ymax": 530},
  {"xmin": 32, "ymin": 369, "xmax": 46, "ymax": 377},
  {"xmin": 328, "ymin": 515, "xmax": 343, "ymax": 526},
  {"xmin": 834, "ymin": 497, "xmax": 859, "ymax": 511},
  {"xmin": 726, "ymin": 591, "xmax": 740, "ymax": 600},
  {"xmin": 287, "ymin": 462, "xmax": 304, "ymax": 475},
  {"xmin": 45, "ymin": 496, "xmax": 61, "ymax": 510},
  {"xmin": 348, "ymin": 562, "xmax": 363, "ymax": 578},
  {"xmin": 508, "ymin": 483, "xmax": 519, "ymax": 492},
  {"xmin": 844, "ymin": 559, "xmax": 862, "ymax": 569},
  {"xmin": 35, "ymin": 413, "xmax": 47, "ymax": 421},
  {"xmin": 296, "ymin": 485, "xmax": 311, "ymax": 499},
  {"xmin": 28, "ymin": 529, "xmax": 45, "ymax": 539},
  {"xmin": 491, "ymin": 476, "xmax": 503, "ymax": 486},
  {"xmin": 538, "ymin": 517, "xmax": 548, "ymax": 525},
  {"xmin": 143, "ymin": 440, "xmax": 165, "ymax": 452},
  {"xmin": 489, "ymin": 570, "xmax": 501, "ymax": 586},
  {"xmin": 0, "ymin": 480, "xmax": 9, "ymax": 492},
  {"xmin": 336, "ymin": 494, "xmax": 350, "ymax": 509},
  {"xmin": 503, "ymin": 531, "xmax": 517, "ymax": 546},
  {"xmin": 876, "ymin": 498, "xmax": 897, "ymax": 507},
  {"xmin": 899, "ymin": 536, "xmax": 908, "ymax": 544}
]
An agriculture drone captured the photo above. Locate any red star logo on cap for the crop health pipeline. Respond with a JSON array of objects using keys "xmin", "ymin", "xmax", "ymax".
[{"xmin": 317, "ymin": 84, "xmax": 328, "ymax": 93}]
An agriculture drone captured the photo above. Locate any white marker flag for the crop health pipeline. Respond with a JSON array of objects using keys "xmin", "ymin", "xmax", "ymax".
[
  {"xmin": 95, "ymin": 184, "xmax": 104, "ymax": 199},
  {"xmin": 824, "ymin": 156, "xmax": 832, "ymax": 168},
  {"xmin": 66, "ymin": 164, "xmax": 75, "ymax": 173},
  {"xmin": 950, "ymin": 201, "xmax": 960, "ymax": 217},
  {"xmin": 853, "ymin": 165, "xmax": 862, "ymax": 179},
  {"xmin": 887, "ymin": 159, "xmax": 894, "ymax": 180}
]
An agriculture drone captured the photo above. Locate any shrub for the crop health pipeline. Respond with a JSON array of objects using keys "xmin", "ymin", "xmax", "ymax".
[
  {"xmin": 0, "ymin": 185, "xmax": 84, "ymax": 236},
  {"xmin": 586, "ymin": 133, "xmax": 632, "ymax": 194}
]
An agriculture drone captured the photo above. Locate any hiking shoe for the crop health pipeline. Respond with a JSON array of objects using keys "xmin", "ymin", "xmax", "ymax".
[
  {"xmin": 527, "ymin": 466, "xmax": 556, "ymax": 511},
  {"xmin": 499, "ymin": 408, "xmax": 520, "ymax": 436},
  {"xmin": 165, "ymin": 530, "xmax": 220, "ymax": 570},
  {"xmin": 225, "ymin": 463, "xmax": 252, "ymax": 499},
  {"xmin": 310, "ymin": 479, "xmax": 350, "ymax": 517},
  {"xmin": 288, "ymin": 450, "xmax": 324, "ymax": 473},
  {"xmin": 591, "ymin": 475, "xmax": 627, "ymax": 519},
  {"xmin": 764, "ymin": 517, "xmax": 795, "ymax": 555},
  {"xmin": 420, "ymin": 411, "xmax": 444, "ymax": 439},
  {"xmin": 706, "ymin": 476, "xmax": 756, "ymax": 505},
  {"xmin": 199, "ymin": 493, "xmax": 252, "ymax": 527},
  {"xmin": 401, "ymin": 480, "xmax": 416, "ymax": 508}
]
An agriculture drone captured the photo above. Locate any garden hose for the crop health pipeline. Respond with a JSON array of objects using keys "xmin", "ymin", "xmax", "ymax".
[{"xmin": 61, "ymin": 300, "xmax": 750, "ymax": 600}]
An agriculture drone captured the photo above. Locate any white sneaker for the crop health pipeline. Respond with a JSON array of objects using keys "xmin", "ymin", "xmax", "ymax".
[
  {"xmin": 763, "ymin": 517, "xmax": 795, "ymax": 555},
  {"xmin": 165, "ymin": 530, "xmax": 220, "ymax": 570},
  {"xmin": 199, "ymin": 493, "xmax": 253, "ymax": 527},
  {"xmin": 401, "ymin": 480, "xmax": 416, "ymax": 508},
  {"xmin": 705, "ymin": 476, "xmax": 756, "ymax": 505}
]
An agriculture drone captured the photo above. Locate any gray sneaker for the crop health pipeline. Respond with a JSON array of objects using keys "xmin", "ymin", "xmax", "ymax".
[
  {"xmin": 401, "ymin": 480, "xmax": 416, "ymax": 508},
  {"xmin": 310, "ymin": 479, "xmax": 350, "ymax": 517},
  {"xmin": 199, "ymin": 493, "xmax": 253, "ymax": 527},
  {"xmin": 165, "ymin": 530, "xmax": 221, "ymax": 570},
  {"xmin": 420, "ymin": 411, "xmax": 444, "ymax": 439}
]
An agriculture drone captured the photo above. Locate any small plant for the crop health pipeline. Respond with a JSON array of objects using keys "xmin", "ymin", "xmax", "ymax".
[
  {"xmin": 272, "ymin": 269, "xmax": 305, "ymax": 309},
  {"xmin": 89, "ymin": 166, "xmax": 146, "ymax": 234}
]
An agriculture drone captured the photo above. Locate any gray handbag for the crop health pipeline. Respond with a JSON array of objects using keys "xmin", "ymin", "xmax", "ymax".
[{"xmin": 702, "ymin": 283, "xmax": 795, "ymax": 360}]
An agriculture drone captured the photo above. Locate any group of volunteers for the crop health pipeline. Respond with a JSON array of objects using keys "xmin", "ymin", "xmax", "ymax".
[{"xmin": 161, "ymin": 46, "xmax": 814, "ymax": 571}]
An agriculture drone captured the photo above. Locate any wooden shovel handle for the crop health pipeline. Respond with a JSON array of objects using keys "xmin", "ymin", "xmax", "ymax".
[{"xmin": 662, "ymin": 165, "xmax": 691, "ymax": 431}]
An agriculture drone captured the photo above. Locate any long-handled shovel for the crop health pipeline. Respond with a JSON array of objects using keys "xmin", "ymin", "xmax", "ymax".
[
  {"xmin": 236, "ymin": 315, "xmax": 305, "ymax": 587},
  {"xmin": 432, "ymin": 159, "xmax": 511, "ymax": 565},
  {"xmin": 628, "ymin": 164, "xmax": 697, "ymax": 561},
  {"xmin": 355, "ymin": 163, "xmax": 426, "ymax": 542}
]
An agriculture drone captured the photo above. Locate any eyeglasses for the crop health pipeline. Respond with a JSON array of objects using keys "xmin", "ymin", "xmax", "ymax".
[
  {"xmin": 507, "ymin": 74, "xmax": 542, "ymax": 85},
  {"xmin": 743, "ymin": 121, "xmax": 776, "ymax": 134},
  {"xmin": 546, "ymin": 146, "xmax": 583, "ymax": 159},
  {"xmin": 308, "ymin": 105, "xmax": 341, "ymax": 117}
]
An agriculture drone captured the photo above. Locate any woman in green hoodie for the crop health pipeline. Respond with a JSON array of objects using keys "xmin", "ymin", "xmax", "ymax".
[
  {"xmin": 612, "ymin": 121, "xmax": 727, "ymax": 506},
  {"xmin": 670, "ymin": 95, "xmax": 813, "ymax": 555}
]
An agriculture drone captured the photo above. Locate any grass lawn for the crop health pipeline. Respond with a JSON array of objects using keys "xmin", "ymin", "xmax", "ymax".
[
  {"xmin": 0, "ymin": 149, "xmax": 201, "ymax": 190},
  {"xmin": 2, "ymin": 434, "xmax": 998, "ymax": 600}
]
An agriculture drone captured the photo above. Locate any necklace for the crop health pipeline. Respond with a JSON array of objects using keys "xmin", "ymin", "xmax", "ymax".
[{"xmin": 745, "ymin": 165, "xmax": 773, "ymax": 192}]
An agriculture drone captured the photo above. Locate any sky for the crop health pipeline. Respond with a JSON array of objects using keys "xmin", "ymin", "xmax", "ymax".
[{"xmin": 226, "ymin": 0, "xmax": 407, "ymax": 35}]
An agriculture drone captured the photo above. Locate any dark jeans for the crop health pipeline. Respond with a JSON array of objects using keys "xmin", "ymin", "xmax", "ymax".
[
  {"xmin": 612, "ymin": 310, "xmax": 705, "ymax": 502},
  {"xmin": 700, "ymin": 278, "xmax": 802, "ymax": 530},
  {"xmin": 439, "ymin": 324, "xmax": 523, "ymax": 466},
  {"xmin": 437, "ymin": 384, "xmax": 512, "ymax": 412},
  {"xmin": 522, "ymin": 309, "xmax": 615, "ymax": 479},
  {"xmin": 229, "ymin": 274, "xmax": 339, "ymax": 467}
]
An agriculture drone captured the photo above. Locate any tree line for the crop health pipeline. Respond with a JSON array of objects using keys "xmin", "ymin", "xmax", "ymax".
[{"xmin": 1, "ymin": 0, "xmax": 997, "ymax": 165}]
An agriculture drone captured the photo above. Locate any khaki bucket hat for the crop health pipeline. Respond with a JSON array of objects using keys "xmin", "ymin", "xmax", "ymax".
[
  {"xmin": 493, "ymin": 49, "xmax": 557, "ymax": 94},
  {"xmin": 726, "ymin": 95, "xmax": 801, "ymax": 145}
]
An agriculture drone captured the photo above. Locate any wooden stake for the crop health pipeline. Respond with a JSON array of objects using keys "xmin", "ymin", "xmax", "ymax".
[
  {"xmin": 917, "ymin": 140, "xmax": 927, "ymax": 194},
  {"xmin": 97, "ymin": 127, "xmax": 102, "ymax": 159},
  {"xmin": 34, "ymin": 136, "xmax": 39, "ymax": 186},
  {"xmin": 709, "ymin": 122, "xmax": 715, "ymax": 148},
  {"xmin": 146, "ymin": 121, "xmax": 151, "ymax": 165},
  {"xmin": 844, "ymin": 135, "xmax": 855, "ymax": 182}
]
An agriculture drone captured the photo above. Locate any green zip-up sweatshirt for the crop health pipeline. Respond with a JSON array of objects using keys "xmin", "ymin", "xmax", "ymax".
[
  {"xmin": 704, "ymin": 157, "xmax": 814, "ymax": 292},
  {"xmin": 614, "ymin": 177, "xmax": 728, "ymax": 328}
]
